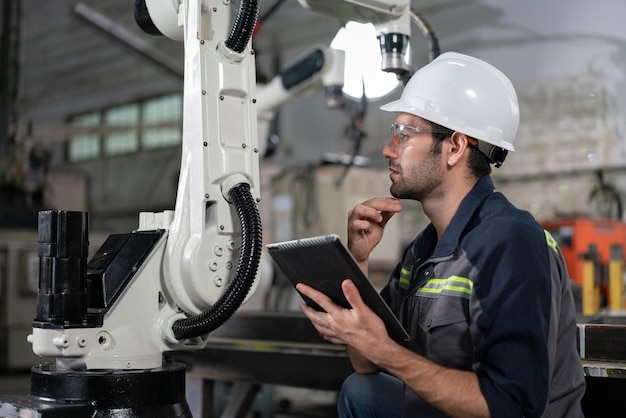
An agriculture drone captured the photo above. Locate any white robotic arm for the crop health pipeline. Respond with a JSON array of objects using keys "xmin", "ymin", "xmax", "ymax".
[{"xmin": 29, "ymin": 0, "xmax": 263, "ymax": 371}]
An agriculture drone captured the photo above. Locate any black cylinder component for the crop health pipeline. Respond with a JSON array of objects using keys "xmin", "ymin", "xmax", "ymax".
[
  {"xmin": 35, "ymin": 210, "xmax": 89, "ymax": 328},
  {"xmin": 377, "ymin": 32, "xmax": 410, "ymax": 76},
  {"xmin": 0, "ymin": 362, "xmax": 192, "ymax": 417},
  {"xmin": 133, "ymin": 0, "xmax": 162, "ymax": 36},
  {"xmin": 172, "ymin": 183, "xmax": 262, "ymax": 340}
]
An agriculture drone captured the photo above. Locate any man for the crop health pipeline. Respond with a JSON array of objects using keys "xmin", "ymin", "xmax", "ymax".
[{"xmin": 296, "ymin": 52, "xmax": 586, "ymax": 418}]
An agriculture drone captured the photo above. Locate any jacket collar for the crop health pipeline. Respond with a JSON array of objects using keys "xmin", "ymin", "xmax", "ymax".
[{"xmin": 426, "ymin": 175, "xmax": 496, "ymax": 258}]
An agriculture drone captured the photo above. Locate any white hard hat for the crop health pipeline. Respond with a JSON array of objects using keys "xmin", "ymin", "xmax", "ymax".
[{"xmin": 380, "ymin": 52, "xmax": 519, "ymax": 152}]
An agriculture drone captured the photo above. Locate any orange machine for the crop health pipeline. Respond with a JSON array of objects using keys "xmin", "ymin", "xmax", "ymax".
[{"xmin": 541, "ymin": 217, "xmax": 626, "ymax": 313}]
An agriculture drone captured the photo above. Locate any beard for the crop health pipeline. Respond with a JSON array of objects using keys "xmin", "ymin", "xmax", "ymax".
[{"xmin": 389, "ymin": 153, "xmax": 443, "ymax": 201}]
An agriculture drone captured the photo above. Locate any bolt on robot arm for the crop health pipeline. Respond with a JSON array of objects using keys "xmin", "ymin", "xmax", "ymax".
[{"xmin": 29, "ymin": 0, "xmax": 263, "ymax": 371}]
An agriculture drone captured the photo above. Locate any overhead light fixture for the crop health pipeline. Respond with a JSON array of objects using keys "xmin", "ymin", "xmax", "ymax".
[{"xmin": 330, "ymin": 21, "xmax": 403, "ymax": 101}]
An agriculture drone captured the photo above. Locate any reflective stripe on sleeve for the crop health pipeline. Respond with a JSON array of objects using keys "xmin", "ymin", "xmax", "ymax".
[{"xmin": 416, "ymin": 275, "xmax": 473, "ymax": 299}]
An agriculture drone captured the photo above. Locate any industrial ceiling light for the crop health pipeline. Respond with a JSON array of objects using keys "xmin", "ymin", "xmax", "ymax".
[{"xmin": 330, "ymin": 21, "xmax": 402, "ymax": 101}]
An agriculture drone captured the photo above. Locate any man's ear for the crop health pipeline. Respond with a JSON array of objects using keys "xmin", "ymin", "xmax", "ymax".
[{"xmin": 447, "ymin": 132, "xmax": 469, "ymax": 166}]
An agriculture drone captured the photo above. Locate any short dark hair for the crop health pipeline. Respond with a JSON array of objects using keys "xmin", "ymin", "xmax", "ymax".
[
  {"xmin": 467, "ymin": 144, "xmax": 492, "ymax": 177},
  {"xmin": 426, "ymin": 120, "xmax": 492, "ymax": 178}
]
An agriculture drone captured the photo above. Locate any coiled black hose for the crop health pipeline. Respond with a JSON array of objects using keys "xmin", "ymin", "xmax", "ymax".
[
  {"xmin": 172, "ymin": 183, "xmax": 262, "ymax": 340},
  {"xmin": 225, "ymin": 0, "xmax": 260, "ymax": 53}
]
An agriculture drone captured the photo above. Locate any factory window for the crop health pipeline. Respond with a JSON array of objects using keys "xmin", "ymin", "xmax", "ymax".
[
  {"xmin": 104, "ymin": 104, "xmax": 140, "ymax": 155},
  {"xmin": 67, "ymin": 93, "xmax": 183, "ymax": 162},
  {"xmin": 68, "ymin": 112, "xmax": 101, "ymax": 162},
  {"xmin": 142, "ymin": 94, "xmax": 182, "ymax": 149}
]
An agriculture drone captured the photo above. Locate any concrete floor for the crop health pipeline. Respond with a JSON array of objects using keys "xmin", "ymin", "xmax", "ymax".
[{"xmin": 0, "ymin": 372, "xmax": 337, "ymax": 418}]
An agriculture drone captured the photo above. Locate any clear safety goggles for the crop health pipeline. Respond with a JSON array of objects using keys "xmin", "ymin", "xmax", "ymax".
[
  {"xmin": 389, "ymin": 123, "xmax": 508, "ymax": 167},
  {"xmin": 390, "ymin": 123, "xmax": 451, "ymax": 145}
]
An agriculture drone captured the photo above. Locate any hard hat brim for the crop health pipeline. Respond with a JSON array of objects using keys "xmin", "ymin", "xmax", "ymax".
[{"xmin": 380, "ymin": 100, "xmax": 406, "ymax": 113}]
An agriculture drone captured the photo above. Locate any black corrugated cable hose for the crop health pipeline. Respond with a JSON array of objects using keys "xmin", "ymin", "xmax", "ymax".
[
  {"xmin": 225, "ymin": 0, "xmax": 260, "ymax": 53},
  {"xmin": 172, "ymin": 183, "xmax": 262, "ymax": 340}
]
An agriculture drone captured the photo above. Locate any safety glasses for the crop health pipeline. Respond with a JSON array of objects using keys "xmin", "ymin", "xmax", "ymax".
[{"xmin": 390, "ymin": 123, "xmax": 452, "ymax": 145}]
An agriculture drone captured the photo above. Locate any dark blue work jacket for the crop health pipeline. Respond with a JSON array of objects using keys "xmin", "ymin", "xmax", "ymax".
[{"xmin": 381, "ymin": 176, "xmax": 586, "ymax": 418}]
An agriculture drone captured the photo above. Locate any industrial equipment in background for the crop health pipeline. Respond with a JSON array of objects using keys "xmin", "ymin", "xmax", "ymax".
[
  {"xmin": 588, "ymin": 170, "xmax": 623, "ymax": 221},
  {"xmin": 0, "ymin": 141, "xmax": 50, "ymax": 229},
  {"xmin": 543, "ymin": 169, "xmax": 625, "ymax": 316},
  {"xmin": 542, "ymin": 217, "xmax": 626, "ymax": 316},
  {"xmin": 256, "ymin": 44, "xmax": 346, "ymax": 158}
]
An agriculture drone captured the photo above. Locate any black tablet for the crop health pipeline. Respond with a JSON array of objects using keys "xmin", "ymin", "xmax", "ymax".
[{"xmin": 266, "ymin": 234, "xmax": 410, "ymax": 342}]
